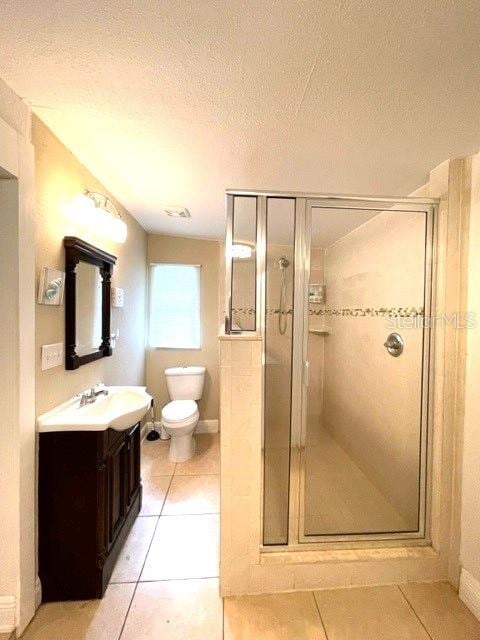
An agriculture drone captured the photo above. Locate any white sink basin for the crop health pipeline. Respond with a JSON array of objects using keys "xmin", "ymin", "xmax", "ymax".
[{"xmin": 37, "ymin": 386, "xmax": 153, "ymax": 433}]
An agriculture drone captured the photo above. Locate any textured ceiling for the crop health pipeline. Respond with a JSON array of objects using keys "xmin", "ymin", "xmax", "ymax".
[{"xmin": 1, "ymin": 1, "xmax": 480, "ymax": 239}]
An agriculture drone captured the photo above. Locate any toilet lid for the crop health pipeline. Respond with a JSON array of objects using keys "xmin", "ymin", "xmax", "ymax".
[{"xmin": 162, "ymin": 400, "xmax": 197, "ymax": 423}]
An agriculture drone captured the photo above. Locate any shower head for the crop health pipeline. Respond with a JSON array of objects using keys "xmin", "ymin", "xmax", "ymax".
[{"xmin": 278, "ymin": 256, "xmax": 290, "ymax": 270}]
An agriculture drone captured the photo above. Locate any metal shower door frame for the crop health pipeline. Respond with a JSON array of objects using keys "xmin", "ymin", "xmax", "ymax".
[
  {"xmin": 225, "ymin": 190, "xmax": 437, "ymax": 550},
  {"xmin": 290, "ymin": 196, "xmax": 436, "ymax": 547}
]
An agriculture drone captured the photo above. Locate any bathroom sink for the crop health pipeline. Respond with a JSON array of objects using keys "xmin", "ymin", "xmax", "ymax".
[{"xmin": 37, "ymin": 386, "xmax": 152, "ymax": 433}]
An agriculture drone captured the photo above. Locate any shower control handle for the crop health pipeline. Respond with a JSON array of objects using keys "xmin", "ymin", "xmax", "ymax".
[{"xmin": 384, "ymin": 332, "xmax": 404, "ymax": 357}]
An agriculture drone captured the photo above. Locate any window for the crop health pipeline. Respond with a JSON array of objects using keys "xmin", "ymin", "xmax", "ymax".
[{"xmin": 149, "ymin": 264, "xmax": 201, "ymax": 349}]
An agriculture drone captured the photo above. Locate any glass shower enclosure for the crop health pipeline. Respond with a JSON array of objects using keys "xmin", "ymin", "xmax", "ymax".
[{"xmin": 225, "ymin": 191, "xmax": 436, "ymax": 548}]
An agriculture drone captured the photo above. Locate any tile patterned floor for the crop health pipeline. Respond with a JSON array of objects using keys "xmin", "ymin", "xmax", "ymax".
[{"xmin": 19, "ymin": 433, "xmax": 480, "ymax": 639}]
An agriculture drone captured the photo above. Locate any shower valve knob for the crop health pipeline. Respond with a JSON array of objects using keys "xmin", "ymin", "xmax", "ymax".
[{"xmin": 384, "ymin": 332, "xmax": 404, "ymax": 357}]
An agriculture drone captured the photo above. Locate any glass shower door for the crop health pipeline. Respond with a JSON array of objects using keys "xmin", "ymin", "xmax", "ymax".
[
  {"xmin": 300, "ymin": 201, "xmax": 432, "ymax": 541},
  {"xmin": 263, "ymin": 197, "xmax": 296, "ymax": 545}
]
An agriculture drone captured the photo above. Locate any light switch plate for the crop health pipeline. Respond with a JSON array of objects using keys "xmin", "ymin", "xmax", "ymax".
[{"xmin": 41, "ymin": 343, "xmax": 64, "ymax": 371}]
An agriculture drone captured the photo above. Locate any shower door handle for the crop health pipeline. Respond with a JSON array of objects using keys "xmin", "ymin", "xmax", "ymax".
[{"xmin": 304, "ymin": 361, "xmax": 310, "ymax": 387}]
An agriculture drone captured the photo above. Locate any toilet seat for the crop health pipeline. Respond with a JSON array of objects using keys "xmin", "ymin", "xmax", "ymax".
[{"xmin": 161, "ymin": 400, "xmax": 198, "ymax": 426}]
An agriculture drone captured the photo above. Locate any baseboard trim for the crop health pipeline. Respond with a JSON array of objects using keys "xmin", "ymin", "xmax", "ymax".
[
  {"xmin": 196, "ymin": 419, "xmax": 219, "ymax": 434},
  {"xmin": 143, "ymin": 419, "xmax": 219, "ymax": 437},
  {"xmin": 0, "ymin": 595, "xmax": 15, "ymax": 633},
  {"xmin": 459, "ymin": 568, "xmax": 480, "ymax": 621}
]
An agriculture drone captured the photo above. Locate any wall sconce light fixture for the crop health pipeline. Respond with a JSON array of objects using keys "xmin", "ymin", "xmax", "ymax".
[{"xmin": 69, "ymin": 191, "xmax": 127, "ymax": 243}]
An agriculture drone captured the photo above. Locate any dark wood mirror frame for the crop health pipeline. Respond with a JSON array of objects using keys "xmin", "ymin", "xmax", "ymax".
[{"xmin": 64, "ymin": 236, "xmax": 117, "ymax": 370}]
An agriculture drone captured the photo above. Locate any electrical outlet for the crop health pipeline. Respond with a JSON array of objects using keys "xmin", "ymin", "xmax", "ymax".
[
  {"xmin": 111, "ymin": 287, "xmax": 124, "ymax": 308},
  {"xmin": 41, "ymin": 343, "xmax": 64, "ymax": 371}
]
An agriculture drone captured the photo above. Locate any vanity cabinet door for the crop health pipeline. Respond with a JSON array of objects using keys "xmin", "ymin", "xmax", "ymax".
[
  {"xmin": 40, "ymin": 425, "xmax": 143, "ymax": 602},
  {"xmin": 96, "ymin": 457, "xmax": 109, "ymax": 566},
  {"xmin": 106, "ymin": 437, "xmax": 127, "ymax": 547},
  {"xmin": 125, "ymin": 423, "xmax": 141, "ymax": 509}
]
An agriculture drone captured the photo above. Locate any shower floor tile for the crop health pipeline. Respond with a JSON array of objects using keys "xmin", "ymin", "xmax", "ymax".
[{"xmin": 303, "ymin": 428, "xmax": 410, "ymax": 536}]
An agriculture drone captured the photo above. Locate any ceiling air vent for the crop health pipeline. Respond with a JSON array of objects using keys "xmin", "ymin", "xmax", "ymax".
[{"xmin": 164, "ymin": 207, "xmax": 191, "ymax": 218}]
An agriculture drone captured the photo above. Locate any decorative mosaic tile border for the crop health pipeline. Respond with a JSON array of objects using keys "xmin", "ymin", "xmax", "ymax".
[
  {"xmin": 231, "ymin": 307, "xmax": 256, "ymax": 315},
  {"xmin": 311, "ymin": 306, "xmax": 424, "ymax": 318},
  {"xmin": 232, "ymin": 306, "xmax": 425, "ymax": 318},
  {"xmin": 233, "ymin": 307, "xmax": 293, "ymax": 316}
]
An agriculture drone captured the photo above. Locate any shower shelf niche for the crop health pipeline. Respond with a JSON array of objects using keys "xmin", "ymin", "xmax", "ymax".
[{"xmin": 309, "ymin": 283, "xmax": 326, "ymax": 305}]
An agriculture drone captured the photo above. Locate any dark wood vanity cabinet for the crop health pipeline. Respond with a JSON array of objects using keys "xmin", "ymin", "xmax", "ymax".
[{"xmin": 39, "ymin": 423, "xmax": 142, "ymax": 602}]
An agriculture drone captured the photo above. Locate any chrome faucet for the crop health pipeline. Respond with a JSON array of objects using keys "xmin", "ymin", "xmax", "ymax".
[
  {"xmin": 79, "ymin": 388, "xmax": 95, "ymax": 407},
  {"xmin": 93, "ymin": 383, "xmax": 109, "ymax": 398},
  {"xmin": 78, "ymin": 384, "xmax": 109, "ymax": 407}
]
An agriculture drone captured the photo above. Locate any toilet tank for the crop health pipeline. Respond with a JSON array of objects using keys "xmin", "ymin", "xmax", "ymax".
[{"xmin": 165, "ymin": 366, "xmax": 206, "ymax": 400}]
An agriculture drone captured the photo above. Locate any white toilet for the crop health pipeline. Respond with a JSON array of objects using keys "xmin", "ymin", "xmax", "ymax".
[{"xmin": 161, "ymin": 366, "xmax": 206, "ymax": 462}]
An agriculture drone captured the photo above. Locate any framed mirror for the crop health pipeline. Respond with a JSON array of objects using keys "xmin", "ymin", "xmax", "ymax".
[{"xmin": 64, "ymin": 236, "xmax": 116, "ymax": 370}]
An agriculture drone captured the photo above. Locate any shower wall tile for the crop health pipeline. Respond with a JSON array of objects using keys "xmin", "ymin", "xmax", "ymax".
[
  {"xmin": 220, "ymin": 335, "xmax": 262, "ymax": 596},
  {"xmin": 220, "ymin": 340, "xmax": 231, "ymax": 364},
  {"xmin": 231, "ymin": 340, "xmax": 253, "ymax": 366}
]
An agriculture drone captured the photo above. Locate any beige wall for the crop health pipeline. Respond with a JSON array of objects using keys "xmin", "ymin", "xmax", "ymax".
[
  {"xmin": 461, "ymin": 151, "xmax": 480, "ymax": 586},
  {"xmin": 33, "ymin": 116, "xmax": 147, "ymax": 416},
  {"xmin": 146, "ymin": 234, "xmax": 220, "ymax": 421}
]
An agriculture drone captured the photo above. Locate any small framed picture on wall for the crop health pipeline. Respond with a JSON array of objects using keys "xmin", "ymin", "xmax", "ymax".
[{"xmin": 38, "ymin": 267, "xmax": 65, "ymax": 305}]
